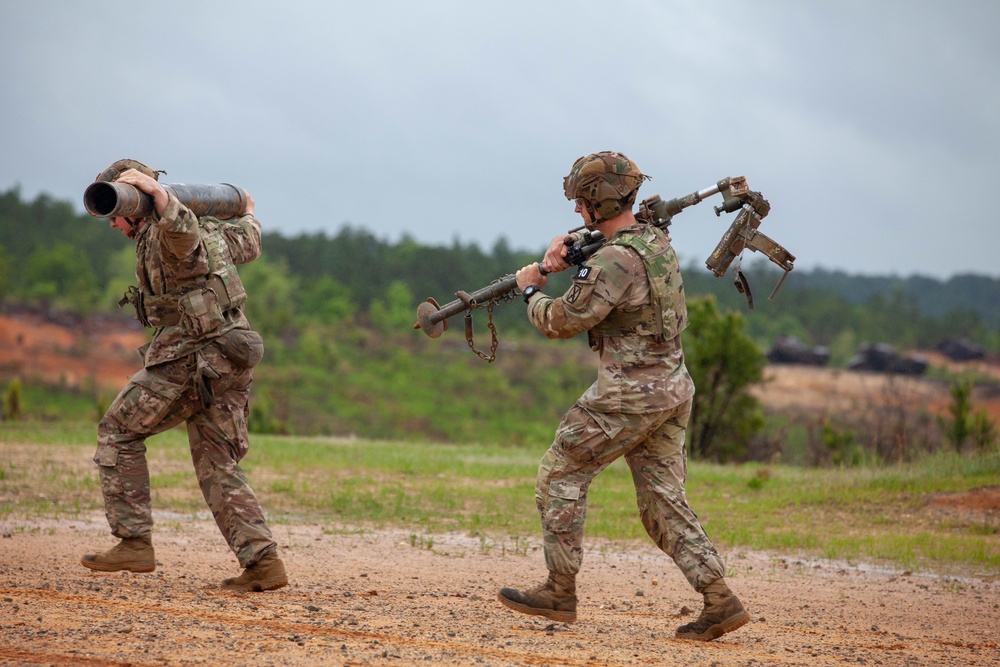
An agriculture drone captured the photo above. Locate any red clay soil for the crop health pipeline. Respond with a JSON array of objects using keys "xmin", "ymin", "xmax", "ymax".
[{"xmin": 0, "ymin": 310, "xmax": 146, "ymax": 392}]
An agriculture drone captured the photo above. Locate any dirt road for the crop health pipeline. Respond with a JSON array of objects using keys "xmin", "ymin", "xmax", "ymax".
[{"xmin": 0, "ymin": 512, "xmax": 997, "ymax": 667}]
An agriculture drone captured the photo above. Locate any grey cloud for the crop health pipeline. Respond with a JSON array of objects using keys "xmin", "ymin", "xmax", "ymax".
[{"xmin": 1, "ymin": 0, "xmax": 997, "ymax": 279}]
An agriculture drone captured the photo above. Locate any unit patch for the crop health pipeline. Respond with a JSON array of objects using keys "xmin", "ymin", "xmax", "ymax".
[{"xmin": 565, "ymin": 263, "xmax": 600, "ymax": 306}]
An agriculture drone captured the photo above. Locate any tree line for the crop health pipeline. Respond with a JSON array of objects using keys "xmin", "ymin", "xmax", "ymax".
[
  {"xmin": 1, "ymin": 186, "xmax": 996, "ymax": 356},
  {"xmin": 1, "ymin": 187, "xmax": 997, "ymax": 463}
]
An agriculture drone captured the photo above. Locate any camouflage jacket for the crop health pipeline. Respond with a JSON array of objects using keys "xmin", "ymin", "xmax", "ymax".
[
  {"xmin": 134, "ymin": 192, "xmax": 261, "ymax": 367},
  {"xmin": 527, "ymin": 223, "xmax": 695, "ymax": 414}
]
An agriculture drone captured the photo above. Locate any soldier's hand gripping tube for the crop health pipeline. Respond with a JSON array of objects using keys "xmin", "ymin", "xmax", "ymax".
[{"xmin": 84, "ymin": 182, "xmax": 247, "ymax": 220}]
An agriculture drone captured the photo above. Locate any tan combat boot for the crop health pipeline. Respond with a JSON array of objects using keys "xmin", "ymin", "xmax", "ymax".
[
  {"xmin": 81, "ymin": 535, "xmax": 155, "ymax": 573},
  {"xmin": 498, "ymin": 572, "xmax": 577, "ymax": 622},
  {"xmin": 222, "ymin": 552, "xmax": 288, "ymax": 593},
  {"xmin": 676, "ymin": 578, "xmax": 750, "ymax": 641}
]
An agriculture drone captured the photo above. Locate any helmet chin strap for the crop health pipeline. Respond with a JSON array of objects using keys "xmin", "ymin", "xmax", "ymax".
[
  {"xmin": 582, "ymin": 200, "xmax": 604, "ymax": 231},
  {"xmin": 125, "ymin": 217, "xmax": 142, "ymax": 240}
]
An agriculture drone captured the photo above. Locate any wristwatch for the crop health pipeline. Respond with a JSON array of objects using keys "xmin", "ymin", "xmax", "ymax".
[{"xmin": 522, "ymin": 285, "xmax": 541, "ymax": 303}]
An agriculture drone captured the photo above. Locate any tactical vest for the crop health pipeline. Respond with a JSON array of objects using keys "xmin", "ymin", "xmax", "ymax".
[
  {"xmin": 200, "ymin": 218, "xmax": 248, "ymax": 311},
  {"xmin": 121, "ymin": 218, "xmax": 248, "ymax": 330},
  {"xmin": 588, "ymin": 224, "xmax": 688, "ymax": 342}
]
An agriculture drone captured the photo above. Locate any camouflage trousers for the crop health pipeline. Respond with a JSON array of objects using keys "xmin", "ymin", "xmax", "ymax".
[
  {"xmin": 536, "ymin": 398, "xmax": 726, "ymax": 592},
  {"xmin": 94, "ymin": 341, "xmax": 275, "ymax": 568}
]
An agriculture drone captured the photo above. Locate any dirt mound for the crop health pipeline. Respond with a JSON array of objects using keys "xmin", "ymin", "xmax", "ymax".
[
  {"xmin": 0, "ymin": 308, "xmax": 145, "ymax": 392},
  {"xmin": 930, "ymin": 486, "xmax": 1000, "ymax": 512},
  {"xmin": 756, "ymin": 356, "xmax": 1000, "ymax": 422}
]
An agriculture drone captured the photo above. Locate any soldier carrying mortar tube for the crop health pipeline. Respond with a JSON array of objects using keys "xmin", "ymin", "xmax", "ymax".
[{"xmin": 79, "ymin": 159, "xmax": 287, "ymax": 593}]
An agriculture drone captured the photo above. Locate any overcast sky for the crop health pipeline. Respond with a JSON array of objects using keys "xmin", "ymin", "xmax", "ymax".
[{"xmin": 2, "ymin": 0, "xmax": 997, "ymax": 281}]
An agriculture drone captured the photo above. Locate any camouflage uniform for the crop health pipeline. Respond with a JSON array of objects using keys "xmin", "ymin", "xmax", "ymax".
[
  {"xmin": 95, "ymin": 192, "xmax": 276, "ymax": 569},
  {"xmin": 527, "ymin": 222, "xmax": 726, "ymax": 592}
]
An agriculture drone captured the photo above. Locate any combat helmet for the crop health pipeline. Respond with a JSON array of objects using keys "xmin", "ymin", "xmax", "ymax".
[
  {"xmin": 563, "ymin": 151, "xmax": 649, "ymax": 222},
  {"xmin": 94, "ymin": 158, "xmax": 165, "ymax": 183},
  {"xmin": 89, "ymin": 159, "xmax": 166, "ymax": 234}
]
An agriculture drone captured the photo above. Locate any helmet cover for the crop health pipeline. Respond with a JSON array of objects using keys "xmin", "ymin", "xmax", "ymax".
[
  {"xmin": 562, "ymin": 151, "xmax": 649, "ymax": 216},
  {"xmin": 94, "ymin": 158, "xmax": 164, "ymax": 183}
]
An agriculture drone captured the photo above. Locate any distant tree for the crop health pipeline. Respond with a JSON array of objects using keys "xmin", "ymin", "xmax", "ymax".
[
  {"xmin": 683, "ymin": 296, "xmax": 766, "ymax": 461},
  {"xmin": 240, "ymin": 255, "xmax": 297, "ymax": 339},
  {"xmin": 297, "ymin": 275, "xmax": 354, "ymax": 325},
  {"xmin": 369, "ymin": 280, "xmax": 415, "ymax": 332},
  {"xmin": 939, "ymin": 380, "xmax": 974, "ymax": 452},
  {"xmin": 971, "ymin": 410, "xmax": 997, "ymax": 453},
  {"xmin": 861, "ymin": 287, "xmax": 920, "ymax": 348},
  {"xmin": 24, "ymin": 242, "xmax": 99, "ymax": 311},
  {"xmin": 99, "ymin": 245, "xmax": 141, "ymax": 312},
  {"xmin": 939, "ymin": 379, "xmax": 997, "ymax": 454},
  {"xmin": 2, "ymin": 377, "xmax": 22, "ymax": 421},
  {"xmin": 827, "ymin": 329, "xmax": 859, "ymax": 367},
  {"xmin": 0, "ymin": 241, "xmax": 10, "ymax": 299}
]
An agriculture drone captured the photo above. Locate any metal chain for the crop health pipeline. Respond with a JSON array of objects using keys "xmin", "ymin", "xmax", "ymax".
[{"xmin": 463, "ymin": 277, "xmax": 519, "ymax": 363}]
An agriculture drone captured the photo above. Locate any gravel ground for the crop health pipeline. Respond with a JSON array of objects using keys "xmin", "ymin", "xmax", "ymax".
[{"xmin": 1, "ymin": 512, "xmax": 997, "ymax": 667}]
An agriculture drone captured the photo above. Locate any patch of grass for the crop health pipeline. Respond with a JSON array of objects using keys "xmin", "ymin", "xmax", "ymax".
[
  {"xmin": 2, "ymin": 420, "xmax": 997, "ymax": 576},
  {"xmin": 13, "ymin": 383, "xmax": 100, "ymax": 422}
]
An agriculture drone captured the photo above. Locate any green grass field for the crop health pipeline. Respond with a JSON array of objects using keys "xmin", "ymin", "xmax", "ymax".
[{"xmin": 2, "ymin": 419, "xmax": 997, "ymax": 577}]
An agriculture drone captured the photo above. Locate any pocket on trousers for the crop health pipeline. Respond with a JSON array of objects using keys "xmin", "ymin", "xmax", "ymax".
[
  {"xmin": 542, "ymin": 478, "xmax": 584, "ymax": 534},
  {"xmin": 559, "ymin": 406, "xmax": 625, "ymax": 463},
  {"xmin": 94, "ymin": 442, "xmax": 119, "ymax": 467},
  {"xmin": 548, "ymin": 479, "xmax": 581, "ymax": 502},
  {"xmin": 118, "ymin": 368, "xmax": 188, "ymax": 432},
  {"xmin": 583, "ymin": 408, "xmax": 625, "ymax": 439}
]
